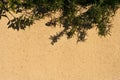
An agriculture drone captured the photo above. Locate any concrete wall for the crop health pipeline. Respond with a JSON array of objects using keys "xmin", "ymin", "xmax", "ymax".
[{"xmin": 0, "ymin": 10, "xmax": 120, "ymax": 80}]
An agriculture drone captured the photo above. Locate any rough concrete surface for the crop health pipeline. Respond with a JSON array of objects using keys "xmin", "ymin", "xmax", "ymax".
[{"xmin": 0, "ymin": 10, "xmax": 120, "ymax": 80}]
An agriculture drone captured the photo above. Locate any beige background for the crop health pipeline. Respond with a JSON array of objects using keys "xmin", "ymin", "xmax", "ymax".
[{"xmin": 0, "ymin": 9, "xmax": 120, "ymax": 80}]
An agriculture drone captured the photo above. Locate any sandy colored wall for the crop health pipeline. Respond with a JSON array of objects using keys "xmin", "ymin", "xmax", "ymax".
[{"xmin": 0, "ymin": 9, "xmax": 120, "ymax": 80}]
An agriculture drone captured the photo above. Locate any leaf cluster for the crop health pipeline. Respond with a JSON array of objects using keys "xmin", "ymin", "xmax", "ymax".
[{"xmin": 0, "ymin": 0, "xmax": 120, "ymax": 44}]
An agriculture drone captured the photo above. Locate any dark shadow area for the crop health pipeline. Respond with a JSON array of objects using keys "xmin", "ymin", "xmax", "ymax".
[
  {"xmin": 7, "ymin": 16, "xmax": 34, "ymax": 30},
  {"xmin": 0, "ymin": 0, "xmax": 120, "ymax": 45},
  {"xmin": 47, "ymin": 15, "xmax": 93, "ymax": 45}
]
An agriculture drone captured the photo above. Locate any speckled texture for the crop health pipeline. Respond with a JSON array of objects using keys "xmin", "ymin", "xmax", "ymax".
[{"xmin": 0, "ymin": 10, "xmax": 120, "ymax": 80}]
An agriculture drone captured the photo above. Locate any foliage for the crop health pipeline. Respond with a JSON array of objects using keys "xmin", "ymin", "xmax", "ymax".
[{"xmin": 0, "ymin": 0, "xmax": 120, "ymax": 44}]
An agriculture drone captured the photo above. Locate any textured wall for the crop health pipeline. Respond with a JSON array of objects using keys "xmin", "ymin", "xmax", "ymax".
[{"xmin": 0, "ymin": 10, "xmax": 120, "ymax": 80}]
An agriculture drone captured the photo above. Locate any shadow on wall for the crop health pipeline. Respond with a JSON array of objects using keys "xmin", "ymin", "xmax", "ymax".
[
  {"xmin": 0, "ymin": 6, "xmax": 94, "ymax": 45},
  {"xmin": 0, "ymin": 0, "xmax": 119, "ymax": 45}
]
